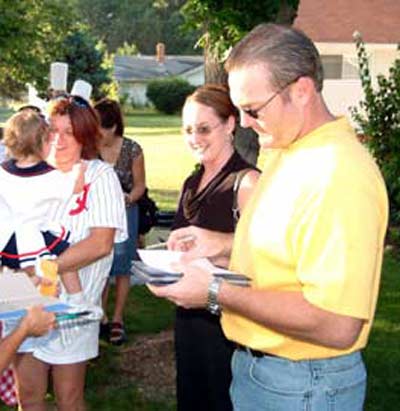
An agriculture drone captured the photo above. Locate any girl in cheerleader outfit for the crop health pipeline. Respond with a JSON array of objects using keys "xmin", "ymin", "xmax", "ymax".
[{"xmin": 0, "ymin": 108, "xmax": 84, "ymax": 295}]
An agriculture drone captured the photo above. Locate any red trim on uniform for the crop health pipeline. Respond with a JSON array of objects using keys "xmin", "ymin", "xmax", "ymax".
[
  {"xmin": 69, "ymin": 183, "xmax": 91, "ymax": 216},
  {"xmin": 0, "ymin": 226, "xmax": 67, "ymax": 258}
]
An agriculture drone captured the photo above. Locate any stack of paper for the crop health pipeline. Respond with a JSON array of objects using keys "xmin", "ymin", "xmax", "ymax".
[
  {"xmin": 131, "ymin": 250, "xmax": 251, "ymax": 287},
  {"xmin": 0, "ymin": 271, "xmax": 71, "ymax": 320}
]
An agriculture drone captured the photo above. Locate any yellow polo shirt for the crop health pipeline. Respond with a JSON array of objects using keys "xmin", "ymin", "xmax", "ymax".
[{"xmin": 222, "ymin": 117, "xmax": 388, "ymax": 360}]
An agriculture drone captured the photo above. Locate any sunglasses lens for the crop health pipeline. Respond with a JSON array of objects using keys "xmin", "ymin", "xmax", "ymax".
[
  {"xmin": 244, "ymin": 109, "xmax": 257, "ymax": 119},
  {"xmin": 52, "ymin": 94, "xmax": 90, "ymax": 109},
  {"xmin": 72, "ymin": 95, "xmax": 90, "ymax": 108}
]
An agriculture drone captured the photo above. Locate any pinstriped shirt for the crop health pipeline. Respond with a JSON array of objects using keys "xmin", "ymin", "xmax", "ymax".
[
  {"xmin": 48, "ymin": 159, "xmax": 127, "ymax": 304},
  {"xmin": 6, "ymin": 159, "xmax": 128, "ymax": 362}
]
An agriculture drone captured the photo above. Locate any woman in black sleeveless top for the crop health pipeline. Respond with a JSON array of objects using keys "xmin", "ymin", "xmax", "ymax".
[{"xmin": 172, "ymin": 84, "xmax": 259, "ymax": 411}]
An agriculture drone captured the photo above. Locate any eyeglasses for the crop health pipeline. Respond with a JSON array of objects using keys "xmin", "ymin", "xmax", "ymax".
[
  {"xmin": 182, "ymin": 122, "xmax": 222, "ymax": 136},
  {"xmin": 242, "ymin": 77, "xmax": 300, "ymax": 120},
  {"xmin": 242, "ymin": 90, "xmax": 281, "ymax": 119}
]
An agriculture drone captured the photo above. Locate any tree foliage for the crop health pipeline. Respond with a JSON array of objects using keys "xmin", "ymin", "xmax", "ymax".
[
  {"xmin": 0, "ymin": 0, "xmax": 74, "ymax": 97},
  {"xmin": 180, "ymin": 0, "xmax": 299, "ymax": 81},
  {"xmin": 116, "ymin": 42, "xmax": 139, "ymax": 57},
  {"xmin": 351, "ymin": 33, "xmax": 400, "ymax": 224},
  {"xmin": 74, "ymin": 0, "xmax": 199, "ymax": 55},
  {"xmin": 55, "ymin": 28, "xmax": 114, "ymax": 100},
  {"xmin": 0, "ymin": 0, "xmax": 113, "ymax": 100}
]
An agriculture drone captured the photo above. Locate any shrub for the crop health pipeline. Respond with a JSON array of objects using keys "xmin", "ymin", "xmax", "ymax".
[
  {"xmin": 146, "ymin": 77, "xmax": 196, "ymax": 114},
  {"xmin": 119, "ymin": 92, "xmax": 131, "ymax": 113},
  {"xmin": 351, "ymin": 33, "xmax": 400, "ymax": 225}
]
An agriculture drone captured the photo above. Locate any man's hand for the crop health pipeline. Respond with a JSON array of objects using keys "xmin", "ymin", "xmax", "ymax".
[
  {"xmin": 20, "ymin": 306, "xmax": 56, "ymax": 338},
  {"xmin": 167, "ymin": 226, "xmax": 233, "ymax": 267},
  {"xmin": 148, "ymin": 264, "xmax": 213, "ymax": 309}
]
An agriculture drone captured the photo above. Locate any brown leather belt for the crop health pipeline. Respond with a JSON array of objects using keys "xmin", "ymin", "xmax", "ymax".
[{"xmin": 235, "ymin": 344, "xmax": 277, "ymax": 358}]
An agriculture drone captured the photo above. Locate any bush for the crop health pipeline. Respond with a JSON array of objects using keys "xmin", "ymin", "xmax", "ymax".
[
  {"xmin": 351, "ymin": 33, "xmax": 400, "ymax": 225},
  {"xmin": 146, "ymin": 77, "xmax": 196, "ymax": 114},
  {"xmin": 119, "ymin": 92, "xmax": 131, "ymax": 113}
]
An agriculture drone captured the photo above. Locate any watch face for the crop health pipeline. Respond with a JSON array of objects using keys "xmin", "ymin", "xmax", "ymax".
[
  {"xmin": 209, "ymin": 303, "xmax": 220, "ymax": 315},
  {"xmin": 207, "ymin": 277, "xmax": 222, "ymax": 315}
]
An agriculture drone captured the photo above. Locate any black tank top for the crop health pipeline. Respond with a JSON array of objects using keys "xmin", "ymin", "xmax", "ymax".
[{"xmin": 173, "ymin": 151, "xmax": 257, "ymax": 232}]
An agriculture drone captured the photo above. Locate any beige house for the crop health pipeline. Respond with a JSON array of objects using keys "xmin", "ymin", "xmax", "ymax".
[
  {"xmin": 114, "ymin": 43, "xmax": 204, "ymax": 107},
  {"xmin": 294, "ymin": 0, "xmax": 400, "ymax": 117}
]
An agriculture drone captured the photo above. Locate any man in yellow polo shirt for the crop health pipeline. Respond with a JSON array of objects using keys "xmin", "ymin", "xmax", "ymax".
[{"xmin": 150, "ymin": 23, "xmax": 388, "ymax": 410}]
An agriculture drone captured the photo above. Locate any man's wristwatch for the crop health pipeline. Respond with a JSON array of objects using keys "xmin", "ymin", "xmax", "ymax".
[{"xmin": 207, "ymin": 277, "xmax": 223, "ymax": 315}]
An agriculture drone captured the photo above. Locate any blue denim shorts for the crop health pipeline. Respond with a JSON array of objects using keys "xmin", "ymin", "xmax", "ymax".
[
  {"xmin": 109, "ymin": 204, "xmax": 138, "ymax": 276},
  {"xmin": 230, "ymin": 349, "xmax": 366, "ymax": 411}
]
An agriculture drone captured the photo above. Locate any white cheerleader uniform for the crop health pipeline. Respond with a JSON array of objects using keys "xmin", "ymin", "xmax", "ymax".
[{"xmin": 0, "ymin": 160, "xmax": 76, "ymax": 268}]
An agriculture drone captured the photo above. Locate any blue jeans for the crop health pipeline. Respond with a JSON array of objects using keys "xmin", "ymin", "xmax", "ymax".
[
  {"xmin": 110, "ymin": 204, "xmax": 139, "ymax": 276},
  {"xmin": 230, "ymin": 349, "xmax": 366, "ymax": 411}
]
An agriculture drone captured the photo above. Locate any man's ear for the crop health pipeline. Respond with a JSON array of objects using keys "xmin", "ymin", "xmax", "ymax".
[{"xmin": 291, "ymin": 77, "xmax": 314, "ymax": 107}]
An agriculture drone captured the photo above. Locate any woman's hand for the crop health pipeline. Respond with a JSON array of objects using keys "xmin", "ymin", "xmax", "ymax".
[
  {"xmin": 167, "ymin": 226, "xmax": 234, "ymax": 268},
  {"xmin": 124, "ymin": 193, "xmax": 132, "ymax": 206},
  {"xmin": 20, "ymin": 306, "xmax": 56, "ymax": 338}
]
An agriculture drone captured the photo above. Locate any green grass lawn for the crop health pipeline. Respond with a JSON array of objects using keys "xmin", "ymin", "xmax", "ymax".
[
  {"xmin": 0, "ymin": 107, "xmax": 12, "ymax": 123},
  {"xmin": 124, "ymin": 111, "xmax": 195, "ymax": 211},
  {"xmin": 363, "ymin": 250, "xmax": 400, "ymax": 410}
]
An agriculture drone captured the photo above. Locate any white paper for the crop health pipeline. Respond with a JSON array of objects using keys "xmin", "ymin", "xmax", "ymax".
[
  {"xmin": 137, "ymin": 249, "xmax": 233, "ymax": 274},
  {"xmin": 135, "ymin": 250, "xmax": 251, "ymax": 286},
  {"xmin": 0, "ymin": 271, "xmax": 70, "ymax": 319}
]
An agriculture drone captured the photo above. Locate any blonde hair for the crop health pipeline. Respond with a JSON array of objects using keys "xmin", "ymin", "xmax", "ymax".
[{"xmin": 3, "ymin": 110, "xmax": 48, "ymax": 159}]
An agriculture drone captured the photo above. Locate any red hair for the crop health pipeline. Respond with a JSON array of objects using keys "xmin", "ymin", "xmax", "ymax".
[{"xmin": 48, "ymin": 96, "xmax": 101, "ymax": 159}]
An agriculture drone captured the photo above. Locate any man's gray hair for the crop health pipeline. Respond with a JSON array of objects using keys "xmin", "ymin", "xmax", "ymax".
[{"xmin": 225, "ymin": 23, "xmax": 324, "ymax": 92}]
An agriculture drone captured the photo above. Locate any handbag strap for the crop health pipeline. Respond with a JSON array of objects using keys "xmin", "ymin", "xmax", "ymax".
[{"xmin": 232, "ymin": 169, "xmax": 251, "ymax": 225}]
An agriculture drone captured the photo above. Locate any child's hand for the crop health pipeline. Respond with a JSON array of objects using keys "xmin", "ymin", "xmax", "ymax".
[
  {"xmin": 31, "ymin": 275, "xmax": 53, "ymax": 288},
  {"xmin": 35, "ymin": 259, "xmax": 59, "ymax": 297}
]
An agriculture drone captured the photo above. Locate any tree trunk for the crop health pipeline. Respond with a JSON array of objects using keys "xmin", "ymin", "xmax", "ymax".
[
  {"xmin": 204, "ymin": 49, "xmax": 227, "ymax": 84},
  {"xmin": 276, "ymin": 0, "xmax": 298, "ymax": 25}
]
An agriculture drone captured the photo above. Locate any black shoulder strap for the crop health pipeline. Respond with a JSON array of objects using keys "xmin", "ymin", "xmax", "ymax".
[{"xmin": 232, "ymin": 169, "xmax": 251, "ymax": 225}]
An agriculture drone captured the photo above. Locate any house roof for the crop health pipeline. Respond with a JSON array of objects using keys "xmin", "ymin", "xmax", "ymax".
[
  {"xmin": 114, "ymin": 55, "xmax": 204, "ymax": 82},
  {"xmin": 294, "ymin": 0, "xmax": 400, "ymax": 44}
]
